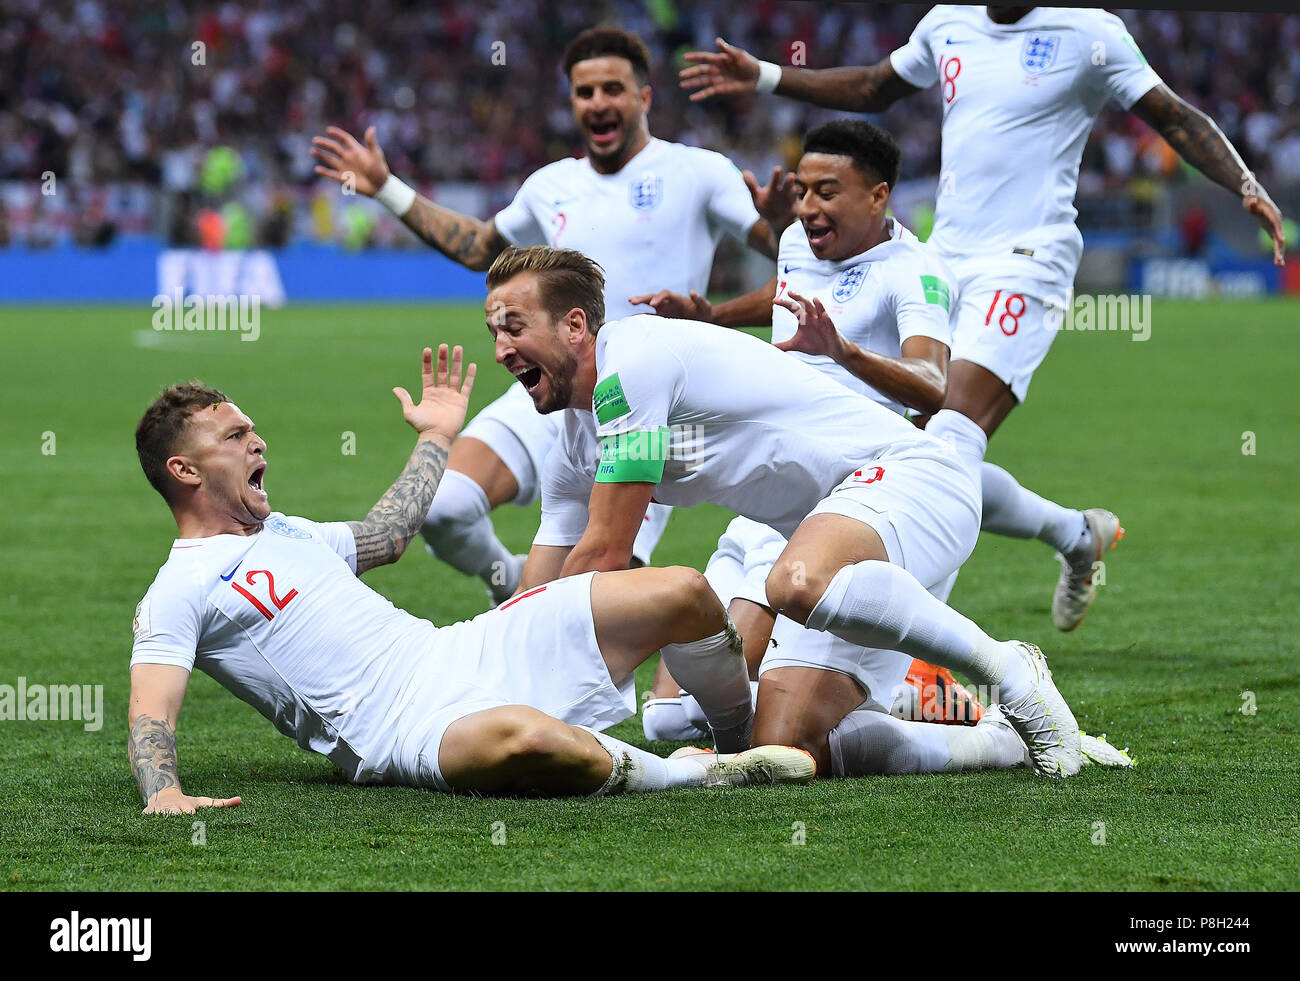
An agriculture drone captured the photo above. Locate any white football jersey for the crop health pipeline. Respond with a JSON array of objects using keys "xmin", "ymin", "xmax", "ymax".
[
  {"xmin": 494, "ymin": 137, "xmax": 760, "ymax": 319},
  {"xmin": 890, "ymin": 6, "xmax": 1162, "ymax": 285},
  {"xmin": 770, "ymin": 217, "xmax": 955, "ymax": 414},
  {"xmin": 585, "ymin": 315, "xmax": 951, "ymax": 538},
  {"xmin": 130, "ymin": 514, "xmax": 447, "ymax": 783}
]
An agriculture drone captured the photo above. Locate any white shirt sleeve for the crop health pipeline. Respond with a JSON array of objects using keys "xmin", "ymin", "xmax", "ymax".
[
  {"xmin": 280, "ymin": 516, "xmax": 358, "ymax": 573},
  {"xmin": 700, "ymin": 150, "xmax": 761, "ymax": 243},
  {"xmin": 1087, "ymin": 15, "xmax": 1164, "ymax": 110},
  {"xmin": 893, "ymin": 247, "xmax": 955, "ymax": 347},
  {"xmin": 129, "ymin": 574, "xmax": 201, "ymax": 672},
  {"xmin": 494, "ymin": 171, "xmax": 547, "ymax": 247},
  {"xmin": 888, "ymin": 8, "xmax": 941, "ymax": 90},
  {"xmin": 592, "ymin": 321, "xmax": 682, "ymax": 484},
  {"xmin": 533, "ymin": 442, "xmax": 594, "ymax": 547}
]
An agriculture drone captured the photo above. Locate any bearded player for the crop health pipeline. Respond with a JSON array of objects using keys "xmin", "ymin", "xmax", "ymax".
[
  {"xmin": 682, "ymin": 5, "xmax": 1286, "ymax": 631},
  {"xmin": 310, "ymin": 26, "xmax": 785, "ymax": 606},
  {"xmin": 126, "ymin": 344, "xmax": 814, "ymax": 815}
]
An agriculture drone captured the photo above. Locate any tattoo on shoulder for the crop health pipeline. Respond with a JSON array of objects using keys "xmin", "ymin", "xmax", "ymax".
[{"xmin": 129, "ymin": 714, "xmax": 179, "ymax": 803}]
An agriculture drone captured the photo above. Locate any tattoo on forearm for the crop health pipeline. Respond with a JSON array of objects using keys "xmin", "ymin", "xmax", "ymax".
[
  {"xmin": 348, "ymin": 439, "xmax": 449, "ymax": 573},
  {"xmin": 1139, "ymin": 88, "xmax": 1250, "ymax": 196},
  {"xmin": 402, "ymin": 199, "xmax": 506, "ymax": 269},
  {"xmin": 129, "ymin": 715, "xmax": 180, "ymax": 803}
]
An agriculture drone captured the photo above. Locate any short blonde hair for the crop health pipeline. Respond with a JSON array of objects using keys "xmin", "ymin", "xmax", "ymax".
[{"xmin": 486, "ymin": 246, "xmax": 606, "ymax": 332}]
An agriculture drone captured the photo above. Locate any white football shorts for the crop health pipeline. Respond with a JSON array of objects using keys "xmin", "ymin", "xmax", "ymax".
[
  {"xmin": 805, "ymin": 445, "xmax": 980, "ymax": 593},
  {"xmin": 380, "ymin": 571, "xmax": 634, "ymax": 792},
  {"xmin": 941, "ymin": 251, "xmax": 1076, "ymax": 403}
]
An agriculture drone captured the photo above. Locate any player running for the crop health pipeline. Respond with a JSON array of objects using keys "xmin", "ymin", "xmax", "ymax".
[
  {"xmin": 310, "ymin": 26, "xmax": 784, "ymax": 606},
  {"xmin": 484, "ymin": 245, "xmax": 1084, "ymax": 779},
  {"xmin": 126, "ymin": 345, "xmax": 813, "ymax": 814},
  {"xmin": 680, "ymin": 5, "xmax": 1287, "ymax": 631}
]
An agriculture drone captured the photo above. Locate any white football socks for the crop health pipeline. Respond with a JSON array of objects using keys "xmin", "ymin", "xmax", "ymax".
[
  {"xmin": 925, "ymin": 408, "xmax": 988, "ymax": 484},
  {"xmin": 804, "ymin": 560, "xmax": 1033, "ymax": 702},
  {"xmin": 658, "ymin": 621, "xmax": 754, "ymax": 753},
  {"xmin": 641, "ymin": 697, "xmax": 707, "ymax": 741},
  {"xmin": 581, "ymin": 728, "xmax": 708, "ymax": 794},
  {"xmin": 420, "ymin": 469, "xmax": 519, "ymax": 602},
  {"xmin": 828, "ymin": 708, "xmax": 1027, "ymax": 776},
  {"xmin": 980, "ymin": 463, "xmax": 1089, "ymax": 557}
]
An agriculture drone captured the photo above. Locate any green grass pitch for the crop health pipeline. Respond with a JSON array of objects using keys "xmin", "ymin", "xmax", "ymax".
[{"xmin": 2, "ymin": 297, "xmax": 1297, "ymax": 891}]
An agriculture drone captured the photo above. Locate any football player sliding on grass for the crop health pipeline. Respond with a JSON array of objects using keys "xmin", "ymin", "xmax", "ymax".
[
  {"xmin": 681, "ymin": 5, "xmax": 1286, "ymax": 633},
  {"xmin": 126, "ymin": 345, "xmax": 813, "ymax": 815}
]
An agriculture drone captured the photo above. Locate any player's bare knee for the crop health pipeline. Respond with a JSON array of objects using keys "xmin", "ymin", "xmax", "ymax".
[
  {"xmin": 498, "ymin": 712, "xmax": 565, "ymax": 761},
  {"xmin": 764, "ymin": 558, "xmax": 833, "ymax": 624},
  {"xmin": 666, "ymin": 566, "xmax": 724, "ymax": 638}
]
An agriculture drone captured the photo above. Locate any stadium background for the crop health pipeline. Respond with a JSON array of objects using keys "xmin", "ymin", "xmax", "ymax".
[{"xmin": 2, "ymin": 1, "xmax": 1299, "ymax": 300}]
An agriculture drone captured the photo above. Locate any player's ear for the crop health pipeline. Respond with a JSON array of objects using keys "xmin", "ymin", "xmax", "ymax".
[
  {"xmin": 166, "ymin": 454, "xmax": 202, "ymax": 491},
  {"xmin": 872, "ymin": 181, "xmax": 891, "ymax": 214},
  {"xmin": 563, "ymin": 307, "xmax": 588, "ymax": 343},
  {"xmin": 640, "ymin": 82, "xmax": 652, "ymax": 115}
]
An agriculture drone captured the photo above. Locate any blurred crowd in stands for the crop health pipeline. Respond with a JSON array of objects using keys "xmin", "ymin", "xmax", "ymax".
[{"xmin": 1, "ymin": 0, "xmax": 1297, "ymax": 252}]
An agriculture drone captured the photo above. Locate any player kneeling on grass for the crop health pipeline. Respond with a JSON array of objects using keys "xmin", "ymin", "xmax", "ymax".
[{"xmin": 126, "ymin": 345, "xmax": 812, "ymax": 815}]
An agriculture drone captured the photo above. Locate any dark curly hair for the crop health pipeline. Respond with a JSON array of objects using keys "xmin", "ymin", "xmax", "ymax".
[
  {"xmin": 563, "ymin": 26, "xmax": 652, "ymax": 85},
  {"xmin": 803, "ymin": 119, "xmax": 902, "ymax": 189}
]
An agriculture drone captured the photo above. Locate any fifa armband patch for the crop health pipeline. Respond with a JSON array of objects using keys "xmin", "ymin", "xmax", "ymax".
[
  {"xmin": 596, "ymin": 428, "xmax": 670, "ymax": 484},
  {"xmin": 921, "ymin": 275, "xmax": 951, "ymax": 312},
  {"xmin": 593, "ymin": 373, "xmax": 631, "ymax": 425}
]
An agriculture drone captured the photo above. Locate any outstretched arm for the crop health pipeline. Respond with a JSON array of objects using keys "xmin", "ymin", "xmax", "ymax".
[
  {"xmin": 348, "ymin": 345, "xmax": 476, "ymax": 574},
  {"xmin": 128, "ymin": 663, "xmax": 241, "ymax": 815},
  {"xmin": 312, "ymin": 125, "xmax": 509, "ymax": 270},
  {"xmin": 1131, "ymin": 84, "xmax": 1285, "ymax": 266},
  {"xmin": 680, "ymin": 39, "xmax": 919, "ymax": 113}
]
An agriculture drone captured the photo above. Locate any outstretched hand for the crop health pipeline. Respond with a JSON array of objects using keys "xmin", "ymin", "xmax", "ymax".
[
  {"xmin": 679, "ymin": 37, "xmax": 762, "ymax": 102},
  {"xmin": 394, "ymin": 345, "xmax": 477, "ymax": 444},
  {"xmin": 773, "ymin": 291, "xmax": 847, "ymax": 361},
  {"xmin": 628, "ymin": 289, "xmax": 714, "ymax": 322},
  {"xmin": 143, "ymin": 790, "xmax": 241, "ymax": 816},
  {"xmin": 745, "ymin": 166, "xmax": 797, "ymax": 230},
  {"xmin": 311, "ymin": 125, "xmax": 390, "ymax": 197},
  {"xmin": 1243, "ymin": 191, "xmax": 1285, "ymax": 267}
]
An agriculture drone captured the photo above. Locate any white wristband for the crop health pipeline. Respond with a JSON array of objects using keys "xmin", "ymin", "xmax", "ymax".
[
  {"xmin": 375, "ymin": 174, "xmax": 417, "ymax": 217},
  {"xmin": 755, "ymin": 60, "xmax": 782, "ymax": 93}
]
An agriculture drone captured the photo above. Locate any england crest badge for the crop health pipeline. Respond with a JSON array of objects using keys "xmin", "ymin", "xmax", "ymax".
[
  {"xmin": 1020, "ymin": 33, "xmax": 1060, "ymax": 75},
  {"xmin": 833, "ymin": 266, "xmax": 868, "ymax": 303},
  {"xmin": 630, "ymin": 174, "xmax": 663, "ymax": 211}
]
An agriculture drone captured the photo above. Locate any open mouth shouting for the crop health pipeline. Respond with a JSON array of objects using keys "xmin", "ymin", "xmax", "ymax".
[
  {"xmin": 586, "ymin": 115, "xmax": 622, "ymax": 151},
  {"xmin": 247, "ymin": 462, "xmax": 268, "ymax": 502},
  {"xmin": 803, "ymin": 221, "xmax": 834, "ymax": 254},
  {"xmin": 511, "ymin": 362, "xmax": 545, "ymax": 398}
]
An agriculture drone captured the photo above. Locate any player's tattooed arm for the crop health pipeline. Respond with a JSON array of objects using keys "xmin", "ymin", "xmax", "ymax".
[
  {"xmin": 681, "ymin": 41, "xmax": 919, "ymax": 113},
  {"xmin": 310, "ymin": 124, "xmax": 507, "ymax": 270},
  {"xmin": 129, "ymin": 714, "xmax": 180, "ymax": 803},
  {"xmin": 1132, "ymin": 84, "xmax": 1285, "ymax": 265},
  {"xmin": 348, "ymin": 345, "xmax": 475, "ymax": 575},
  {"xmin": 348, "ymin": 437, "xmax": 450, "ymax": 574},
  {"xmin": 127, "ymin": 663, "xmax": 241, "ymax": 815},
  {"xmin": 401, "ymin": 200, "xmax": 510, "ymax": 271}
]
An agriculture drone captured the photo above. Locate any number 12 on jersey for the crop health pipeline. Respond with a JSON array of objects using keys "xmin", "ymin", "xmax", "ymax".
[{"xmin": 231, "ymin": 569, "xmax": 298, "ymax": 621}]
